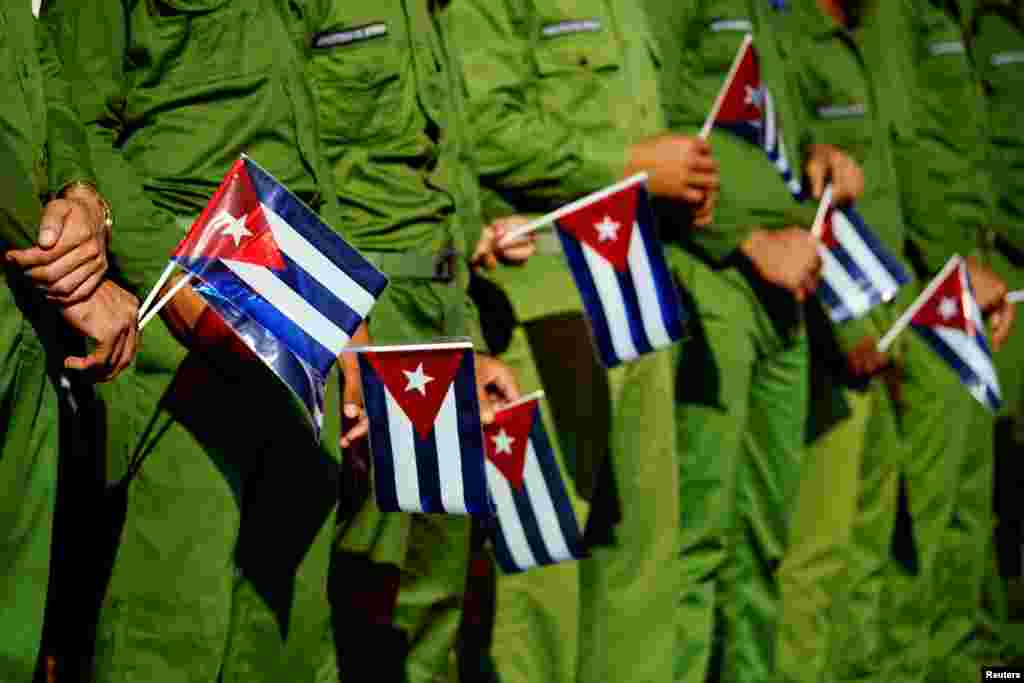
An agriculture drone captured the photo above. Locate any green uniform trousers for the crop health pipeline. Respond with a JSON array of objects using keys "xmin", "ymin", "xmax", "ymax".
[
  {"xmin": 336, "ymin": 278, "xmax": 478, "ymax": 683},
  {"xmin": 0, "ymin": 326, "xmax": 58, "ymax": 683},
  {"xmin": 487, "ymin": 325, "xmax": 589, "ymax": 683},
  {"xmin": 92, "ymin": 316, "xmax": 340, "ymax": 683},
  {"xmin": 669, "ymin": 251, "xmax": 808, "ymax": 683}
]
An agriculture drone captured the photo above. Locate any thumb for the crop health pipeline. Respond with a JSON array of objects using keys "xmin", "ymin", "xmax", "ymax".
[
  {"xmin": 38, "ymin": 200, "xmax": 71, "ymax": 249},
  {"xmin": 805, "ymin": 157, "xmax": 826, "ymax": 200}
]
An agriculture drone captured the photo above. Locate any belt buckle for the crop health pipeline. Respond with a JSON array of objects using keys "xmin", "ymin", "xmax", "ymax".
[{"xmin": 434, "ymin": 248, "xmax": 457, "ymax": 282}]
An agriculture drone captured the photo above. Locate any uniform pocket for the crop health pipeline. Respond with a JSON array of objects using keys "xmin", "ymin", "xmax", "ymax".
[
  {"xmin": 308, "ymin": 20, "xmax": 409, "ymax": 145},
  {"xmin": 534, "ymin": 19, "xmax": 621, "ymax": 75}
]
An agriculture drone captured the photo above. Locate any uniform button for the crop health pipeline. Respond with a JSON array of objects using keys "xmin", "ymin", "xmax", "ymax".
[{"xmin": 578, "ymin": 55, "xmax": 589, "ymax": 67}]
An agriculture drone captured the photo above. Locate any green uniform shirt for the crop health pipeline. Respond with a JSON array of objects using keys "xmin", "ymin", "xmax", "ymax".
[
  {"xmin": 645, "ymin": 0, "xmax": 817, "ymax": 265},
  {"xmin": 47, "ymin": 0, "xmax": 340, "ymax": 296},
  {"xmin": 303, "ymin": 0, "xmax": 483, "ymax": 258},
  {"xmin": 973, "ymin": 0, "xmax": 1024, "ymax": 249},
  {"xmin": 449, "ymin": 0, "xmax": 666, "ymax": 321},
  {"xmin": 895, "ymin": 0, "xmax": 994, "ymax": 277}
]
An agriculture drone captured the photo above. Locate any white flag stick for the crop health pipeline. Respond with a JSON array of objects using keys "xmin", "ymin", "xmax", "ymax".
[
  {"xmin": 342, "ymin": 339, "xmax": 475, "ymax": 354},
  {"xmin": 700, "ymin": 33, "xmax": 753, "ymax": 139},
  {"xmin": 137, "ymin": 262, "xmax": 178, "ymax": 320},
  {"xmin": 877, "ymin": 255, "xmax": 962, "ymax": 353},
  {"xmin": 495, "ymin": 390, "xmax": 546, "ymax": 414},
  {"xmin": 497, "ymin": 172, "xmax": 649, "ymax": 247},
  {"xmin": 137, "ymin": 272, "xmax": 194, "ymax": 332},
  {"xmin": 1007, "ymin": 290, "xmax": 1024, "ymax": 304},
  {"xmin": 809, "ymin": 184, "xmax": 834, "ymax": 240}
]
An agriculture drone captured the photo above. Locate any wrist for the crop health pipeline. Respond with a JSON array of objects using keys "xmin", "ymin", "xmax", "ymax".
[{"xmin": 59, "ymin": 180, "xmax": 113, "ymax": 241}]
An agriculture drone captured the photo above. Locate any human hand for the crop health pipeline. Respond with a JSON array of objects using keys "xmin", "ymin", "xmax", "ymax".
[
  {"xmin": 740, "ymin": 228, "xmax": 822, "ymax": 301},
  {"xmin": 61, "ymin": 279, "xmax": 139, "ymax": 381},
  {"xmin": 474, "ymin": 353, "xmax": 521, "ymax": 425},
  {"xmin": 626, "ymin": 134, "xmax": 720, "ymax": 209},
  {"xmin": 804, "ymin": 144, "xmax": 864, "ymax": 205},
  {"xmin": 472, "ymin": 216, "xmax": 537, "ymax": 271}
]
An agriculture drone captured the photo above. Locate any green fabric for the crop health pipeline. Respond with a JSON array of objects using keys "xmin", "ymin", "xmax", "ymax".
[
  {"xmin": 46, "ymin": 1, "xmax": 347, "ymax": 678},
  {"xmin": 449, "ymin": 2, "xmax": 683, "ymax": 682},
  {"xmin": 645, "ymin": 0, "xmax": 816, "ymax": 264},
  {"xmin": 667, "ymin": 249, "xmax": 808, "ymax": 683},
  {"xmin": 487, "ymin": 326, "xmax": 589, "ymax": 683}
]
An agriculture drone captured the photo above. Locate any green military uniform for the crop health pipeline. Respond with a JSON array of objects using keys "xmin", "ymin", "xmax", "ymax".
[
  {"xmin": 776, "ymin": 3, "xmax": 998, "ymax": 681},
  {"xmin": 47, "ymin": 1, "xmax": 348, "ymax": 680},
  {"xmin": 449, "ymin": 1, "xmax": 683, "ymax": 680},
  {"xmin": 972, "ymin": 0, "xmax": 1024, "ymax": 655},
  {"xmin": 643, "ymin": 3, "xmax": 818, "ymax": 681},
  {"xmin": 0, "ymin": 4, "xmax": 96, "ymax": 680},
  {"xmin": 302, "ymin": 2, "xmax": 488, "ymax": 681}
]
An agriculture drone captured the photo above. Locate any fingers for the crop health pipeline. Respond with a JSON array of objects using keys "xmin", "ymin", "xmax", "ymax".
[
  {"xmin": 831, "ymin": 157, "xmax": 865, "ymax": 205},
  {"xmin": 805, "ymin": 156, "xmax": 826, "ymax": 200},
  {"xmin": 339, "ymin": 407, "xmax": 369, "ymax": 449},
  {"xmin": 990, "ymin": 300, "xmax": 1016, "ymax": 351},
  {"xmin": 30, "ymin": 244, "xmax": 107, "ymax": 303},
  {"xmin": 38, "ymin": 199, "xmax": 73, "ymax": 249}
]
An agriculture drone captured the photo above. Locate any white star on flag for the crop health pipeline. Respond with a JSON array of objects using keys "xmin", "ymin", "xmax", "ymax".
[
  {"xmin": 938, "ymin": 296, "xmax": 958, "ymax": 321},
  {"xmin": 491, "ymin": 428, "xmax": 515, "ymax": 455},
  {"xmin": 218, "ymin": 213, "xmax": 253, "ymax": 247},
  {"xmin": 594, "ymin": 215, "xmax": 620, "ymax": 242},
  {"xmin": 402, "ymin": 363, "xmax": 434, "ymax": 396}
]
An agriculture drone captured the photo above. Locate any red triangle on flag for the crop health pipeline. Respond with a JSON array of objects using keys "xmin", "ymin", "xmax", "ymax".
[
  {"xmin": 483, "ymin": 400, "xmax": 537, "ymax": 491},
  {"xmin": 172, "ymin": 159, "xmax": 286, "ymax": 270},
  {"xmin": 555, "ymin": 183, "xmax": 638, "ymax": 272},
  {"xmin": 364, "ymin": 348, "xmax": 467, "ymax": 440},
  {"xmin": 819, "ymin": 210, "xmax": 840, "ymax": 250},
  {"xmin": 911, "ymin": 261, "xmax": 974, "ymax": 335},
  {"xmin": 716, "ymin": 40, "xmax": 765, "ymax": 126}
]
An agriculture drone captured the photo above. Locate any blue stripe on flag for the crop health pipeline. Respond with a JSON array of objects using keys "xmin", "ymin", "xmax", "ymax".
[
  {"xmin": 201, "ymin": 266, "xmax": 338, "ymax": 374},
  {"xmin": 816, "ymin": 278, "xmax": 853, "ymax": 324},
  {"xmin": 491, "ymin": 524, "xmax": 522, "ymax": 573},
  {"xmin": 359, "ymin": 356, "xmax": 401, "ymax": 513},
  {"xmin": 635, "ymin": 187, "xmax": 687, "ymax": 340},
  {"xmin": 414, "ymin": 427, "xmax": 444, "ymax": 513},
  {"xmin": 839, "ymin": 208, "xmax": 910, "ymax": 285},
  {"xmin": 512, "ymin": 483, "xmax": 555, "ymax": 566},
  {"xmin": 719, "ymin": 121, "xmax": 763, "ymax": 148},
  {"xmin": 529, "ymin": 415, "xmax": 585, "ymax": 559},
  {"xmin": 244, "ymin": 159, "xmax": 389, "ymax": 297},
  {"xmin": 614, "ymin": 267, "xmax": 654, "ymax": 356},
  {"xmin": 453, "ymin": 353, "xmax": 492, "ymax": 514},
  {"xmin": 913, "ymin": 326, "xmax": 998, "ymax": 411},
  {"xmin": 276, "ymin": 252, "xmax": 367, "ymax": 337},
  {"xmin": 828, "ymin": 239, "xmax": 877, "ymax": 295},
  {"xmin": 557, "ymin": 228, "xmax": 620, "ymax": 367}
]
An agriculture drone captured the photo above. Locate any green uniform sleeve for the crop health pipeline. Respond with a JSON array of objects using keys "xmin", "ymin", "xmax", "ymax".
[
  {"xmin": 894, "ymin": 0, "xmax": 992, "ymax": 276},
  {"xmin": 35, "ymin": 20, "xmax": 93, "ymax": 195},
  {"xmin": 44, "ymin": 0, "xmax": 186, "ymax": 298},
  {"xmin": 448, "ymin": 0, "xmax": 628, "ymax": 209}
]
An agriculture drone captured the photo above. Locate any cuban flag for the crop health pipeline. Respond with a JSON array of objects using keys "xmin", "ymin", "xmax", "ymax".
[
  {"xmin": 169, "ymin": 155, "xmax": 388, "ymax": 437},
  {"xmin": 356, "ymin": 340, "xmax": 492, "ymax": 515},
  {"xmin": 554, "ymin": 174, "xmax": 687, "ymax": 368},
  {"xmin": 814, "ymin": 197, "xmax": 911, "ymax": 323},
  {"xmin": 709, "ymin": 38, "xmax": 909, "ymax": 322},
  {"xmin": 706, "ymin": 34, "xmax": 802, "ymax": 197},
  {"xmin": 483, "ymin": 392, "xmax": 585, "ymax": 573},
  {"xmin": 904, "ymin": 255, "xmax": 1002, "ymax": 412}
]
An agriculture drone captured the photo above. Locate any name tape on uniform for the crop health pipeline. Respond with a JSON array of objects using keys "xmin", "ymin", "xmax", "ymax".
[
  {"xmin": 993, "ymin": 51, "xmax": 1024, "ymax": 66},
  {"xmin": 709, "ymin": 18, "xmax": 753, "ymax": 32},
  {"xmin": 817, "ymin": 102, "xmax": 866, "ymax": 120},
  {"xmin": 313, "ymin": 22, "xmax": 388, "ymax": 49},
  {"xmin": 928, "ymin": 41, "xmax": 965, "ymax": 56},
  {"xmin": 541, "ymin": 19, "xmax": 602, "ymax": 38}
]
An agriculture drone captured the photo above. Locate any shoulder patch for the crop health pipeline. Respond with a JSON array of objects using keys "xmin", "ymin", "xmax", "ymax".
[
  {"xmin": 992, "ymin": 51, "xmax": 1024, "ymax": 66},
  {"xmin": 816, "ymin": 102, "xmax": 867, "ymax": 119},
  {"xmin": 312, "ymin": 22, "xmax": 388, "ymax": 49},
  {"xmin": 541, "ymin": 19, "xmax": 602, "ymax": 38},
  {"xmin": 928, "ymin": 41, "xmax": 965, "ymax": 56},
  {"xmin": 709, "ymin": 18, "xmax": 753, "ymax": 32}
]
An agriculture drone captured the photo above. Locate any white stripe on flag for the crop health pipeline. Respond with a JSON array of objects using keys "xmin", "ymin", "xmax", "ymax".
[
  {"xmin": 581, "ymin": 242, "xmax": 639, "ymax": 362},
  {"xmin": 262, "ymin": 203, "xmax": 378, "ymax": 317},
  {"xmin": 434, "ymin": 385, "xmax": 466, "ymax": 513},
  {"xmin": 626, "ymin": 226, "xmax": 673, "ymax": 349},
  {"xmin": 522, "ymin": 440, "xmax": 574, "ymax": 562},
  {"xmin": 932, "ymin": 327, "xmax": 1001, "ymax": 398},
  {"xmin": 820, "ymin": 246, "xmax": 873, "ymax": 319},
  {"xmin": 765, "ymin": 91, "xmax": 778, "ymax": 152},
  {"xmin": 486, "ymin": 460, "xmax": 538, "ymax": 569},
  {"xmin": 384, "ymin": 388, "xmax": 422, "ymax": 511},
  {"xmin": 831, "ymin": 212, "xmax": 901, "ymax": 297},
  {"xmin": 221, "ymin": 259, "xmax": 351, "ymax": 354}
]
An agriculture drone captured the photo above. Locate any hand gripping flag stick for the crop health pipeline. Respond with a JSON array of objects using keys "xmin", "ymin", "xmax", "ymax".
[
  {"xmin": 700, "ymin": 33, "xmax": 754, "ymax": 139},
  {"xmin": 809, "ymin": 184, "xmax": 834, "ymax": 240},
  {"xmin": 876, "ymin": 255, "xmax": 962, "ymax": 353},
  {"xmin": 497, "ymin": 173, "xmax": 649, "ymax": 247}
]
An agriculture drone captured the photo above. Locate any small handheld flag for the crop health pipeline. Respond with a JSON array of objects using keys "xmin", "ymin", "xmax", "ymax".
[
  {"xmin": 878, "ymin": 255, "xmax": 1002, "ymax": 412},
  {"xmin": 139, "ymin": 156, "xmax": 388, "ymax": 438},
  {"xmin": 483, "ymin": 391, "xmax": 585, "ymax": 573},
  {"xmin": 811, "ymin": 186, "xmax": 911, "ymax": 323},
  {"xmin": 354, "ymin": 339, "xmax": 492, "ymax": 515},
  {"xmin": 551, "ymin": 174, "xmax": 687, "ymax": 368}
]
